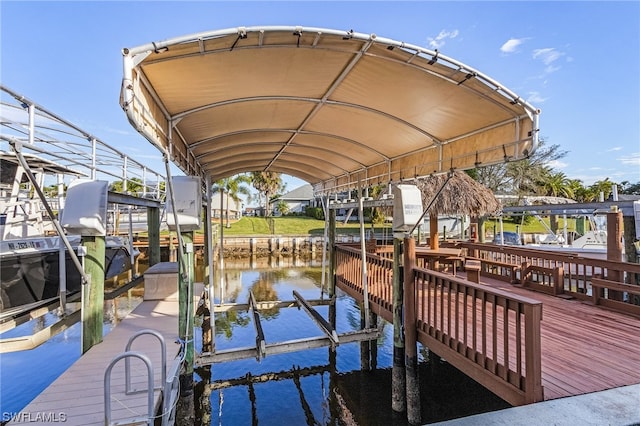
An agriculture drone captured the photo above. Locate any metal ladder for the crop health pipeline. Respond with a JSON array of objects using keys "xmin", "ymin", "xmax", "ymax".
[{"xmin": 104, "ymin": 329, "xmax": 183, "ymax": 426}]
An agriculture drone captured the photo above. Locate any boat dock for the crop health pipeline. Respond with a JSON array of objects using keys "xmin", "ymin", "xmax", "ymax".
[
  {"xmin": 336, "ymin": 241, "xmax": 640, "ymax": 408},
  {"xmin": 7, "ymin": 265, "xmax": 182, "ymax": 426}
]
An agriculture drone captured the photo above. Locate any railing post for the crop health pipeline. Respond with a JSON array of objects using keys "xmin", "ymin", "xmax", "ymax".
[
  {"xmin": 524, "ymin": 303, "xmax": 543, "ymax": 403},
  {"xmin": 553, "ymin": 266, "xmax": 564, "ymax": 296},
  {"xmin": 404, "ymin": 236, "xmax": 421, "ymax": 425}
]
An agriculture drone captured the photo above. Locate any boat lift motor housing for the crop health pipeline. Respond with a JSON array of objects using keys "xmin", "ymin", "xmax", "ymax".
[
  {"xmin": 60, "ymin": 179, "xmax": 108, "ymax": 236},
  {"xmin": 392, "ymin": 184, "xmax": 423, "ymax": 233},
  {"xmin": 166, "ymin": 176, "xmax": 202, "ymax": 232}
]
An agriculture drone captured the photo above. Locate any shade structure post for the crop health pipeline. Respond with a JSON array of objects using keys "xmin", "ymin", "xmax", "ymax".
[
  {"xmin": 358, "ymin": 191, "xmax": 370, "ymax": 328},
  {"xmin": 177, "ymin": 230, "xmax": 195, "ymax": 424},
  {"xmin": 205, "ymin": 175, "xmax": 215, "ymax": 351}
]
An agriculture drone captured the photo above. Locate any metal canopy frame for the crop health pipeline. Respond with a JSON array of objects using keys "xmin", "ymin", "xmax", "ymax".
[{"xmin": 121, "ymin": 26, "xmax": 540, "ymax": 196}]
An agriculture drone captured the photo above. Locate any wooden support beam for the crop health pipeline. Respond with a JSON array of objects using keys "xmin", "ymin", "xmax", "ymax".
[
  {"xmin": 293, "ymin": 290, "xmax": 339, "ymax": 345},
  {"xmin": 248, "ymin": 290, "xmax": 266, "ymax": 360}
]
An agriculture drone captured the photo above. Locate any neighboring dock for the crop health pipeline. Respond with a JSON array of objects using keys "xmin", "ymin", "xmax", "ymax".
[{"xmin": 8, "ymin": 264, "xmax": 181, "ymax": 426}]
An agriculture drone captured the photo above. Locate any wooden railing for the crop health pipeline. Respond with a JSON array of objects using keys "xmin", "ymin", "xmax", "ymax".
[
  {"xmin": 335, "ymin": 245, "xmax": 544, "ymax": 406},
  {"xmin": 413, "ymin": 267, "xmax": 543, "ymax": 405},
  {"xmin": 456, "ymin": 242, "xmax": 640, "ymax": 313},
  {"xmin": 335, "ymin": 246, "xmax": 394, "ymax": 322}
]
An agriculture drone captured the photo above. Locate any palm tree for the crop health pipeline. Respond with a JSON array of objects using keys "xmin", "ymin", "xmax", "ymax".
[
  {"xmin": 589, "ymin": 178, "xmax": 616, "ymax": 201},
  {"xmin": 538, "ymin": 170, "xmax": 574, "ymax": 199},
  {"xmin": 250, "ymin": 171, "xmax": 285, "ymax": 217},
  {"xmin": 213, "ymin": 174, "xmax": 251, "ymax": 227},
  {"xmin": 474, "ymin": 139, "xmax": 568, "ymax": 197}
]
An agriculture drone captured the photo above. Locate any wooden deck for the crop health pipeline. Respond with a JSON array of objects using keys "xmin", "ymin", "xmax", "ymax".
[
  {"xmin": 9, "ymin": 299, "xmax": 180, "ymax": 426},
  {"xmin": 335, "ymin": 245, "xmax": 640, "ymax": 405},
  {"xmin": 471, "ymin": 275, "xmax": 640, "ymax": 401}
]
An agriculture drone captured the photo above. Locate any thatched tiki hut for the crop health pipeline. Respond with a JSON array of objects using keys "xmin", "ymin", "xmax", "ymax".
[{"xmin": 415, "ymin": 171, "xmax": 501, "ymax": 250}]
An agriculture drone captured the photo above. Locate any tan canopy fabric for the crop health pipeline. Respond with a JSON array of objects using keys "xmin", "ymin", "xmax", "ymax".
[{"xmin": 120, "ymin": 26, "xmax": 540, "ymax": 195}]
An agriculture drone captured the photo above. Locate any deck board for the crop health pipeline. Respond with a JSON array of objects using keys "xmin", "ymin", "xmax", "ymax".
[
  {"xmin": 337, "ymin": 268, "xmax": 640, "ymax": 403},
  {"xmin": 459, "ymin": 272, "xmax": 640, "ymax": 401},
  {"xmin": 9, "ymin": 299, "xmax": 180, "ymax": 426}
]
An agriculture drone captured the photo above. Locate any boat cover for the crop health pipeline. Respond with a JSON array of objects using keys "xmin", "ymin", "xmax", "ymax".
[{"xmin": 120, "ymin": 26, "xmax": 540, "ymax": 195}]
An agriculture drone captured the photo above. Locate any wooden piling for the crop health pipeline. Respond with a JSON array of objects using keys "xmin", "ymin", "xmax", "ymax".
[
  {"xmin": 623, "ymin": 215, "xmax": 638, "ymax": 266},
  {"xmin": 147, "ymin": 206, "xmax": 161, "ymax": 266},
  {"xmin": 392, "ymin": 237, "xmax": 406, "ymax": 413},
  {"xmin": 82, "ymin": 235, "xmax": 105, "ymax": 354},
  {"xmin": 605, "ymin": 209, "xmax": 624, "ymax": 303},
  {"xmin": 404, "ymin": 236, "xmax": 421, "ymax": 425},
  {"xmin": 360, "ymin": 304, "xmax": 371, "ymax": 371},
  {"xmin": 429, "ymin": 212, "xmax": 439, "ymax": 250}
]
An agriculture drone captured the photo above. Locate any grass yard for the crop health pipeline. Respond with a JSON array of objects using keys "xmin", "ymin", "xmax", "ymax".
[
  {"xmin": 218, "ymin": 216, "xmax": 393, "ymax": 236},
  {"xmin": 215, "ymin": 215, "xmax": 576, "ymax": 237}
]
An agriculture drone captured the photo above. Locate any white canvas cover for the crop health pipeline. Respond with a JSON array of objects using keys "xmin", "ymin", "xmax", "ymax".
[{"xmin": 121, "ymin": 26, "xmax": 539, "ymax": 195}]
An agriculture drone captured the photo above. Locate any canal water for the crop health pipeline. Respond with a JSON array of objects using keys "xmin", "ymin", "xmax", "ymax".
[
  {"xmin": 0, "ymin": 292, "xmax": 142, "ymax": 422},
  {"xmin": 0, "ymin": 257, "xmax": 510, "ymax": 425}
]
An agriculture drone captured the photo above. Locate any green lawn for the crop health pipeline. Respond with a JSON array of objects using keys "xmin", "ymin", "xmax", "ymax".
[
  {"xmin": 210, "ymin": 216, "xmax": 577, "ymax": 237},
  {"xmin": 220, "ymin": 216, "xmax": 392, "ymax": 236}
]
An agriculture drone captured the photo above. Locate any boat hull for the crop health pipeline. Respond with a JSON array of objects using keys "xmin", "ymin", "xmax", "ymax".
[{"xmin": 0, "ymin": 237, "xmax": 135, "ymax": 317}]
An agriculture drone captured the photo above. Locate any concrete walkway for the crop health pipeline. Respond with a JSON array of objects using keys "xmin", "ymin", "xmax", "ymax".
[{"xmin": 433, "ymin": 384, "xmax": 640, "ymax": 425}]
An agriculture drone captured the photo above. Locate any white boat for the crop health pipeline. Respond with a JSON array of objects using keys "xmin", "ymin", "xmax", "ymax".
[
  {"xmin": 421, "ymin": 215, "xmax": 470, "ymax": 238},
  {"xmin": 0, "ymin": 153, "xmax": 137, "ymax": 319},
  {"xmin": 0, "ymin": 86, "xmax": 169, "ymax": 321},
  {"xmin": 495, "ymin": 215, "xmax": 621, "ymax": 260}
]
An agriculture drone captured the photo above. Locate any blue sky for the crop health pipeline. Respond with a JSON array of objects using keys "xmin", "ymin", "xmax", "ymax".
[{"xmin": 2, "ymin": 1, "xmax": 639, "ymax": 198}]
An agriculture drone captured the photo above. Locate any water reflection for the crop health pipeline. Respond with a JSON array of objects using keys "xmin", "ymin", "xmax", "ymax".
[{"xmin": 194, "ymin": 259, "xmax": 510, "ymax": 425}]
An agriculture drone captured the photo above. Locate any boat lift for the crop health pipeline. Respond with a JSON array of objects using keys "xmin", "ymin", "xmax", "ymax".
[
  {"xmin": 0, "ymin": 86, "xmax": 165, "ymax": 351},
  {"xmin": 195, "ymin": 184, "xmax": 386, "ymax": 367}
]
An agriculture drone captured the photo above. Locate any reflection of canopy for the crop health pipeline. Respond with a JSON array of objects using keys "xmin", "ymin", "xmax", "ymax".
[
  {"xmin": 416, "ymin": 171, "xmax": 502, "ymax": 217},
  {"xmin": 121, "ymin": 26, "xmax": 539, "ymax": 194}
]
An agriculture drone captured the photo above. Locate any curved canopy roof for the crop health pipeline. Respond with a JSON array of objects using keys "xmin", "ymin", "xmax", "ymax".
[{"xmin": 120, "ymin": 26, "xmax": 539, "ymax": 195}]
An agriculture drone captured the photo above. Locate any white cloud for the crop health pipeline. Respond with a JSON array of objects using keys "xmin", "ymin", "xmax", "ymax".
[
  {"xmin": 527, "ymin": 91, "xmax": 547, "ymax": 104},
  {"xmin": 427, "ymin": 29, "xmax": 459, "ymax": 50},
  {"xmin": 619, "ymin": 153, "xmax": 640, "ymax": 166},
  {"xmin": 500, "ymin": 38, "xmax": 527, "ymax": 54},
  {"xmin": 532, "ymin": 48, "xmax": 564, "ymax": 65},
  {"xmin": 544, "ymin": 65, "xmax": 561, "ymax": 74},
  {"xmin": 607, "ymin": 147, "xmax": 623, "ymax": 152},
  {"xmin": 546, "ymin": 160, "xmax": 568, "ymax": 169}
]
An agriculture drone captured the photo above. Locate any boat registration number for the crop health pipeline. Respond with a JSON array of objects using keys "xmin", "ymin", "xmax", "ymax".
[{"xmin": 7, "ymin": 241, "xmax": 43, "ymax": 250}]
